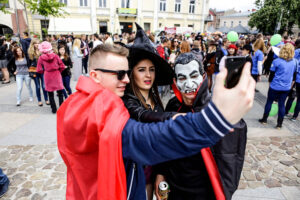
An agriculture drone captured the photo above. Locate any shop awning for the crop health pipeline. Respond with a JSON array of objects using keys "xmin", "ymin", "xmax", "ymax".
[{"xmin": 48, "ymin": 17, "xmax": 93, "ymax": 35}]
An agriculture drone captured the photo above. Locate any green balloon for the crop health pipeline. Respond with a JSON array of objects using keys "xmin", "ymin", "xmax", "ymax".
[
  {"xmin": 185, "ymin": 33, "xmax": 191, "ymax": 37},
  {"xmin": 269, "ymin": 103, "xmax": 278, "ymax": 117},
  {"xmin": 289, "ymin": 101, "xmax": 297, "ymax": 113},
  {"xmin": 270, "ymin": 34, "xmax": 282, "ymax": 46},
  {"xmin": 227, "ymin": 31, "xmax": 238, "ymax": 42}
]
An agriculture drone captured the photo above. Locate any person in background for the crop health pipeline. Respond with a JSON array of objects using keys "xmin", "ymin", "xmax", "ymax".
[
  {"xmin": 13, "ymin": 47, "xmax": 33, "ymax": 106},
  {"xmin": 180, "ymin": 40, "xmax": 191, "ymax": 54},
  {"xmin": 80, "ymin": 34, "xmax": 89, "ymax": 75},
  {"xmin": 58, "ymin": 45, "xmax": 73, "ymax": 98},
  {"xmin": 0, "ymin": 39, "xmax": 10, "ymax": 84},
  {"xmin": 37, "ymin": 41, "xmax": 65, "ymax": 113},
  {"xmin": 251, "ymin": 39, "xmax": 265, "ymax": 88},
  {"xmin": 66, "ymin": 36, "xmax": 73, "ymax": 57},
  {"xmin": 93, "ymin": 33, "xmax": 103, "ymax": 48},
  {"xmin": 6, "ymin": 40, "xmax": 17, "ymax": 78},
  {"xmin": 157, "ymin": 38, "xmax": 169, "ymax": 60},
  {"xmin": 88, "ymin": 35, "xmax": 94, "ymax": 50},
  {"xmin": 219, "ymin": 44, "xmax": 239, "ymax": 71},
  {"xmin": 191, "ymin": 40, "xmax": 204, "ymax": 62},
  {"xmin": 0, "ymin": 168, "xmax": 9, "ymax": 198},
  {"xmin": 28, "ymin": 38, "xmax": 49, "ymax": 106},
  {"xmin": 104, "ymin": 32, "xmax": 114, "ymax": 45},
  {"xmin": 20, "ymin": 32, "xmax": 31, "ymax": 60},
  {"xmin": 259, "ymin": 43, "xmax": 297, "ymax": 129},
  {"xmin": 72, "ymin": 38, "xmax": 83, "ymax": 81},
  {"xmin": 286, "ymin": 39, "xmax": 300, "ymax": 121},
  {"xmin": 204, "ymin": 41, "xmax": 217, "ymax": 92}
]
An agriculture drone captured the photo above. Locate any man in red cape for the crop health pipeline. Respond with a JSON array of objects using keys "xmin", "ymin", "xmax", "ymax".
[{"xmin": 57, "ymin": 44, "xmax": 255, "ymax": 200}]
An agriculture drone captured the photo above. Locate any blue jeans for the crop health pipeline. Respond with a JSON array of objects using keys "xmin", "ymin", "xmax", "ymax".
[
  {"xmin": 62, "ymin": 75, "xmax": 72, "ymax": 98},
  {"xmin": 264, "ymin": 87, "xmax": 289, "ymax": 119},
  {"xmin": 0, "ymin": 168, "xmax": 9, "ymax": 195},
  {"xmin": 33, "ymin": 73, "xmax": 48, "ymax": 102},
  {"xmin": 16, "ymin": 74, "xmax": 33, "ymax": 102}
]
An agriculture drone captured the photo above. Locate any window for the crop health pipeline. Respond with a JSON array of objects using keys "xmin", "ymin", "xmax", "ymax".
[
  {"xmin": 239, "ymin": 21, "xmax": 241, "ymax": 25},
  {"xmin": 121, "ymin": 0, "xmax": 130, "ymax": 8},
  {"xmin": 159, "ymin": 23, "xmax": 162, "ymax": 27},
  {"xmin": 160, "ymin": 0, "xmax": 166, "ymax": 12},
  {"xmin": 174, "ymin": 24, "xmax": 180, "ymax": 27},
  {"xmin": 144, "ymin": 23, "xmax": 151, "ymax": 32},
  {"xmin": 80, "ymin": 0, "xmax": 87, "ymax": 6},
  {"xmin": 41, "ymin": 20, "xmax": 49, "ymax": 39},
  {"xmin": 224, "ymin": 21, "xmax": 226, "ymax": 26},
  {"xmin": 59, "ymin": 0, "xmax": 67, "ymax": 4},
  {"xmin": 99, "ymin": 0, "xmax": 106, "ymax": 7},
  {"xmin": 189, "ymin": 0, "xmax": 195, "ymax": 14},
  {"xmin": 175, "ymin": 0, "xmax": 181, "ymax": 13},
  {"xmin": 231, "ymin": 21, "xmax": 233, "ymax": 27},
  {"xmin": 188, "ymin": 24, "xmax": 194, "ymax": 28}
]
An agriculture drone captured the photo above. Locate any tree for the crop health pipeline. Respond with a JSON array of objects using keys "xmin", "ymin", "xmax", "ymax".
[
  {"xmin": 0, "ymin": 0, "xmax": 10, "ymax": 14},
  {"xmin": 249, "ymin": 0, "xmax": 300, "ymax": 35},
  {"xmin": 22, "ymin": 0, "xmax": 67, "ymax": 17}
]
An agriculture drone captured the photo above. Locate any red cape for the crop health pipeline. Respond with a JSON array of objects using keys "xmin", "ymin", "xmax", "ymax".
[{"xmin": 57, "ymin": 76, "xmax": 129, "ymax": 200}]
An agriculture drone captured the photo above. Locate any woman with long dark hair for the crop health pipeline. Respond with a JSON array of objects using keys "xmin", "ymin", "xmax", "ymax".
[
  {"xmin": 58, "ymin": 45, "xmax": 73, "ymax": 98},
  {"xmin": 122, "ymin": 23, "xmax": 177, "ymax": 200},
  {"xmin": 13, "ymin": 47, "xmax": 33, "ymax": 106}
]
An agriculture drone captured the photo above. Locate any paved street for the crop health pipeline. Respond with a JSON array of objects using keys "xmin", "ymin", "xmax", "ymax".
[{"xmin": 0, "ymin": 76, "xmax": 300, "ymax": 200}]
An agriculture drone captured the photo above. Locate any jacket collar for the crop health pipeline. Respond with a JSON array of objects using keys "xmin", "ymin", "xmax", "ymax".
[{"xmin": 76, "ymin": 76, "xmax": 104, "ymax": 95}]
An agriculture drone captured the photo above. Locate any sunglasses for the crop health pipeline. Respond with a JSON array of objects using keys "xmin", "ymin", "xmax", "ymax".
[{"xmin": 94, "ymin": 68, "xmax": 131, "ymax": 80}]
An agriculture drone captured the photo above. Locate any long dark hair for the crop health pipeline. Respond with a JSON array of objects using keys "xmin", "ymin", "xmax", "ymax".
[
  {"xmin": 58, "ymin": 45, "xmax": 69, "ymax": 61},
  {"xmin": 13, "ymin": 47, "xmax": 25, "ymax": 59},
  {"xmin": 129, "ymin": 55, "xmax": 164, "ymax": 109}
]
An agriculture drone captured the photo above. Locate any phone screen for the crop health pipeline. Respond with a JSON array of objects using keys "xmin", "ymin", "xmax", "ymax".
[{"xmin": 225, "ymin": 56, "xmax": 247, "ymax": 88}]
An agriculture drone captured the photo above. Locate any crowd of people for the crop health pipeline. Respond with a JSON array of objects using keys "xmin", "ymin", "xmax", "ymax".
[{"xmin": 0, "ymin": 24, "xmax": 299, "ymax": 199}]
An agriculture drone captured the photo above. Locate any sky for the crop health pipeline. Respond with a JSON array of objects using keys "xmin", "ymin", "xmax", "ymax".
[{"xmin": 209, "ymin": 0, "xmax": 257, "ymax": 12}]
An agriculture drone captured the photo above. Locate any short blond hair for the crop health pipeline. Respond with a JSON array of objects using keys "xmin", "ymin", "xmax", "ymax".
[
  {"xmin": 279, "ymin": 43, "xmax": 295, "ymax": 61},
  {"xmin": 88, "ymin": 44, "xmax": 129, "ymax": 70}
]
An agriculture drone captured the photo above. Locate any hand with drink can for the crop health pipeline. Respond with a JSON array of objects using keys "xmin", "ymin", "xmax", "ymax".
[{"xmin": 158, "ymin": 181, "xmax": 170, "ymax": 200}]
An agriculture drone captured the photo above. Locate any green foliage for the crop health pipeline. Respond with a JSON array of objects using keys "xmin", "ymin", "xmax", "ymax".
[
  {"xmin": 249, "ymin": 0, "xmax": 300, "ymax": 34},
  {"xmin": 0, "ymin": 0, "xmax": 10, "ymax": 14},
  {"xmin": 23, "ymin": 0, "xmax": 67, "ymax": 17}
]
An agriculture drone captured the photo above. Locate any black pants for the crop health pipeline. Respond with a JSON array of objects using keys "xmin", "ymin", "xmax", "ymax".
[
  {"xmin": 82, "ymin": 55, "xmax": 89, "ymax": 74},
  {"xmin": 48, "ymin": 90, "xmax": 64, "ymax": 113},
  {"xmin": 168, "ymin": 188, "xmax": 215, "ymax": 200}
]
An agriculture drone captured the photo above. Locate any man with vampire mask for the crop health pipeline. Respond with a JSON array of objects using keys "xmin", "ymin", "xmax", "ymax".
[{"xmin": 155, "ymin": 53, "xmax": 248, "ymax": 200}]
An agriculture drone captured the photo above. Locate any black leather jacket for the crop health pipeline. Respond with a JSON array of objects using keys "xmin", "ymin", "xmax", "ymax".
[{"xmin": 122, "ymin": 91, "xmax": 176, "ymax": 123}]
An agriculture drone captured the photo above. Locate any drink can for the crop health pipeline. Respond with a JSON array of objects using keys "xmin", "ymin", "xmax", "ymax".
[{"xmin": 158, "ymin": 181, "xmax": 170, "ymax": 200}]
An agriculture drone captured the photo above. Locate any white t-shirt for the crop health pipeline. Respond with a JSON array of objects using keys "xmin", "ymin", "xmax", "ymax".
[{"xmin": 93, "ymin": 40, "xmax": 103, "ymax": 48}]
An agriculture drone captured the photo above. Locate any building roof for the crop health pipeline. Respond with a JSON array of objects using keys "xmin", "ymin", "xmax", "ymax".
[
  {"xmin": 222, "ymin": 11, "xmax": 253, "ymax": 18},
  {"xmin": 232, "ymin": 24, "xmax": 251, "ymax": 34},
  {"xmin": 207, "ymin": 26, "xmax": 216, "ymax": 33},
  {"xmin": 218, "ymin": 26, "xmax": 230, "ymax": 33}
]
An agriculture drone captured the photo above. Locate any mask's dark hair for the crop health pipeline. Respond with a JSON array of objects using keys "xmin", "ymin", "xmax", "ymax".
[
  {"xmin": 174, "ymin": 52, "xmax": 204, "ymax": 76},
  {"xmin": 295, "ymin": 39, "xmax": 300, "ymax": 49}
]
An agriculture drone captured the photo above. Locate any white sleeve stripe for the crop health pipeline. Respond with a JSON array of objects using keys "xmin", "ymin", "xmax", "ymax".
[
  {"xmin": 208, "ymin": 103, "xmax": 232, "ymax": 130},
  {"xmin": 201, "ymin": 110, "xmax": 225, "ymax": 137}
]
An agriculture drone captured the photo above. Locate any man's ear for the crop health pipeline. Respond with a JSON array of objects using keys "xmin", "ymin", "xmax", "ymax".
[{"xmin": 89, "ymin": 70, "xmax": 101, "ymax": 83}]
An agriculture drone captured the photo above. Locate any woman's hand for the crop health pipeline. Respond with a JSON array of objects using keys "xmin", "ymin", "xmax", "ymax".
[
  {"xmin": 14, "ymin": 71, "xmax": 17, "ymax": 75},
  {"xmin": 155, "ymin": 174, "xmax": 166, "ymax": 200}
]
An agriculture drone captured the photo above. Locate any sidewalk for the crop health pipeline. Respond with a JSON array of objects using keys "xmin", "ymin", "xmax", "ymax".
[{"xmin": 0, "ymin": 76, "xmax": 299, "ymax": 199}]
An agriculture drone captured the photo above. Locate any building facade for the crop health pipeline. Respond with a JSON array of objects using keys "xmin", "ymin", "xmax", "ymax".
[{"xmin": 1, "ymin": 0, "xmax": 211, "ymax": 37}]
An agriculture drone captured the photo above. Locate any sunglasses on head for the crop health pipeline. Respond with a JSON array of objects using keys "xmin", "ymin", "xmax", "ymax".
[{"xmin": 94, "ymin": 68, "xmax": 131, "ymax": 80}]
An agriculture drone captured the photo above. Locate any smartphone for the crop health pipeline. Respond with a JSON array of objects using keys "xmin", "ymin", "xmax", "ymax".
[{"xmin": 225, "ymin": 56, "xmax": 247, "ymax": 88}]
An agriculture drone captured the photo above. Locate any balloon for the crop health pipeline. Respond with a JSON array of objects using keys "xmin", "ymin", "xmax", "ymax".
[
  {"xmin": 270, "ymin": 34, "xmax": 282, "ymax": 46},
  {"xmin": 185, "ymin": 33, "xmax": 191, "ymax": 37},
  {"xmin": 289, "ymin": 101, "xmax": 297, "ymax": 113},
  {"xmin": 269, "ymin": 103, "xmax": 278, "ymax": 117},
  {"xmin": 227, "ymin": 31, "xmax": 238, "ymax": 42}
]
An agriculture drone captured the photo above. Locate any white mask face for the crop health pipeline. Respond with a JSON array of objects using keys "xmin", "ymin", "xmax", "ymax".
[{"xmin": 175, "ymin": 60, "xmax": 203, "ymax": 93}]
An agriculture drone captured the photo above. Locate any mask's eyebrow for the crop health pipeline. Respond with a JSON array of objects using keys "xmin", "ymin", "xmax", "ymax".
[
  {"xmin": 177, "ymin": 73, "xmax": 186, "ymax": 77},
  {"xmin": 189, "ymin": 70, "xmax": 199, "ymax": 76}
]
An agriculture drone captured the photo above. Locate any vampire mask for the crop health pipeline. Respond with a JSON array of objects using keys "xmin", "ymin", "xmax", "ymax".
[{"xmin": 174, "ymin": 53, "xmax": 204, "ymax": 94}]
